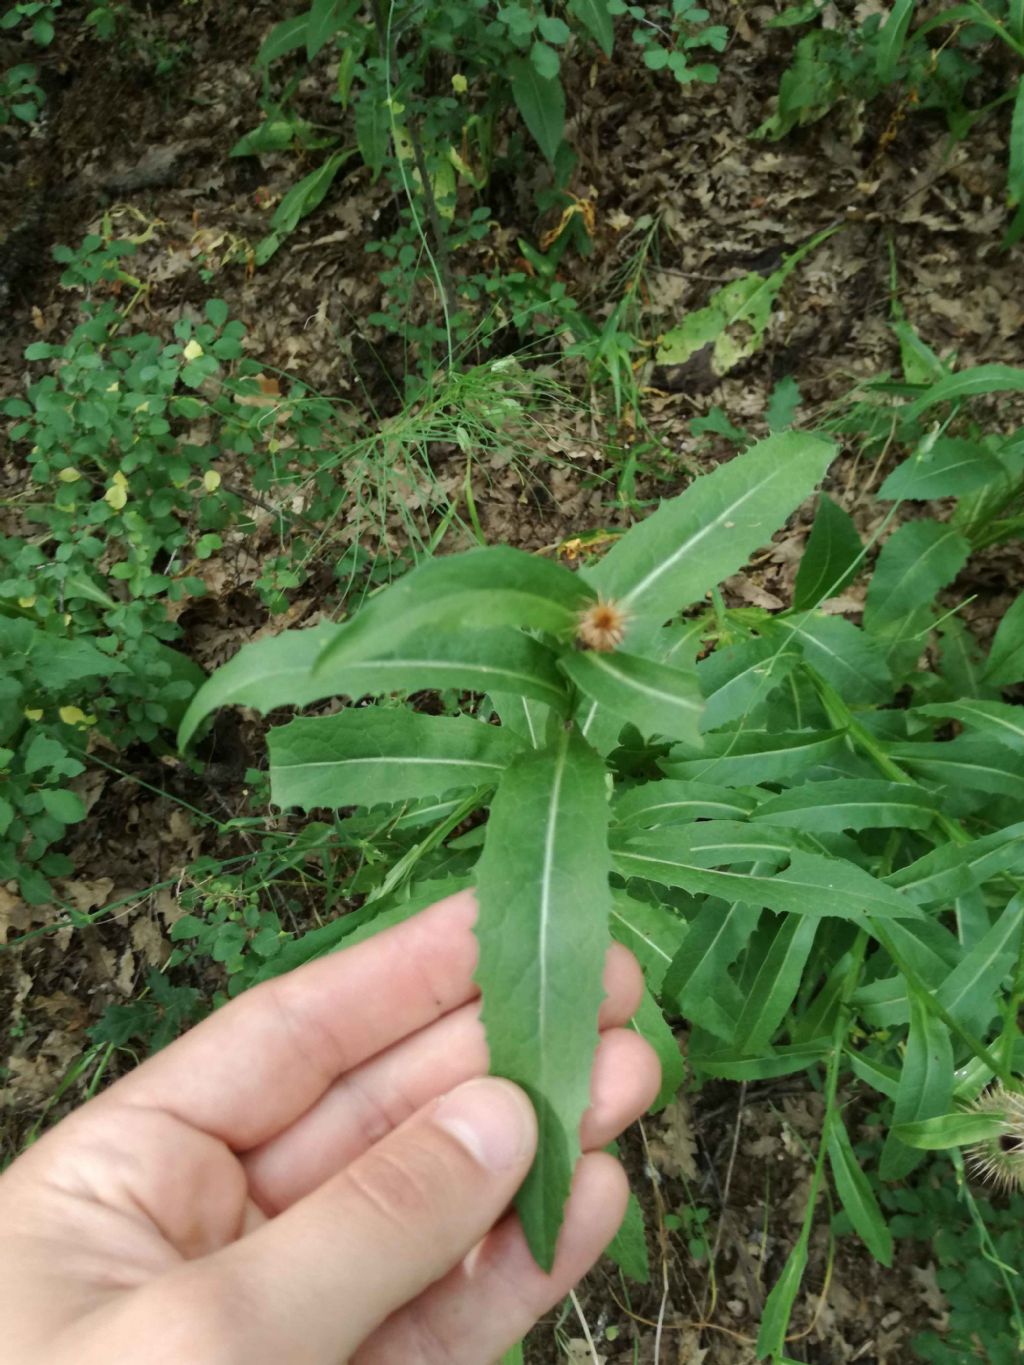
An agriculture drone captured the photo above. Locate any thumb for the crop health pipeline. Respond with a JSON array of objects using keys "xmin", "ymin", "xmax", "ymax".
[{"xmin": 196, "ymin": 1077, "xmax": 536, "ymax": 1362}]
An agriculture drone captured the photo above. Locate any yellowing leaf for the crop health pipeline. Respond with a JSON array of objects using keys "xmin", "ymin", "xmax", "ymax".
[
  {"xmin": 58, "ymin": 706, "xmax": 94, "ymax": 727},
  {"xmin": 452, "ymin": 72, "xmax": 468, "ymax": 93},
  {"xmin": 104, "ymin": 480, "xmax": 128, "ymax": 510},
  {"xmin": 183, "ymin": 339, "xmax": 204, "ymax": 361},
  {"xmin": 203, "ymin": 469, "xmax": 222, "ymax": 492},
  {"xmin": 58, "ymin": 467, "xmax": 81, "ymax": 483},
  {"xmin": 18, "ymin": 595, "xmax": 36, "ymax": 609},
  {"xmin": 23, "ymin": 708, "xmax": 43, "ymax": 721}
]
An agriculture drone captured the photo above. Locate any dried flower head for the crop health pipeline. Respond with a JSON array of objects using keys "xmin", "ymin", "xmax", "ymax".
[
  {"xmin": 576, "ymin": 597, "xmax": 628, "ymax": 653},
  {"xmin": 964, "ymin": 1085, "xmax": 1024, "ymax": 1191}
]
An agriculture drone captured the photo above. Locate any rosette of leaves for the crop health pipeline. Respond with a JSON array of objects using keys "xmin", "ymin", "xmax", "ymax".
[{"xmin": 180, "ymin": 428, "xmax": 843, "ymax": 1264}]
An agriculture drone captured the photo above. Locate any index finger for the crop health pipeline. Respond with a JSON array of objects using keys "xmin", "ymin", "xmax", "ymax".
[{"xmin": 106, "ymin": 889, "xmax": 481, "ymax": 1149}]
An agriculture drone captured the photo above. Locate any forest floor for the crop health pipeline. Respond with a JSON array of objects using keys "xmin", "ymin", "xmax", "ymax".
[{"xmin": 4, "ymin": 1, "xmax": 1024, "ymax": 1360}]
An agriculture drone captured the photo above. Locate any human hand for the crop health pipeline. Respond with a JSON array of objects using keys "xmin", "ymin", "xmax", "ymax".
[{"xmin": 0, "ymin": 889, "xmax": 660, "ymax": 1364}]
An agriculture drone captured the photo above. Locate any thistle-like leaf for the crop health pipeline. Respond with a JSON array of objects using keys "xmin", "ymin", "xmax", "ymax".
[
  {"xmin": 474, "ymin": 728, "xmax": 612, "ymax": 1270},
  {"xmin": 560, "ymin": 649, "xmax": 704, "ymax": 745},
  {"xmin": 586, "ymin": 431, "xmax": 835, "ymax": 622},
  {"xmin": 268, "ymin": 710, "xmax": 523, "ymax": 811}
]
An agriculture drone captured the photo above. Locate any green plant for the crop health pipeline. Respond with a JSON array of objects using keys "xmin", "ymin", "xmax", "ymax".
[
  {"xmin": 179, "ymin": 330, "xmax": 1024, "ymax": 1355},
  {"xmin": 0, "ymin": 60, "xmax": 44, "ymax": 123},
  {"xmin": 761, "ymin": 0, "xmax": 1024, "ymax": 239},
  {"xmin": 235, "ymin": 1, "xmax": 726, "ymax": 379}
]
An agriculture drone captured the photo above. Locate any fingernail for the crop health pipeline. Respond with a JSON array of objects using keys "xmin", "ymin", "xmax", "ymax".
[{"xmin": 434, "ymin": 1078, "xmax": 536, "ymax": 1171}]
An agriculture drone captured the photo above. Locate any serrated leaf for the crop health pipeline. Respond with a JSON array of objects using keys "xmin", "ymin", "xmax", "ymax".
[
  {"xmin": 915, "ymin": 699, "xmax": 1024, "ymax": 750},
  {"xmin": 885, "ymin": 824, "xmax": 1024, "ymax": 904},
  {"xmin": 878, "ymin": 437, "xmax": 1006, "ymax": 500},
  {"xmin": 770, "ymin": 613, "xmax": 893, "ymax": 705},
  {"xmin": 697, "ymin": 635, "xmax": 801, "ymax": 732},
  {"xmin": 561, "ymin": 650, "xmax": 704, "ymax": 744},
  {"xmin": 268, "ymin": 710, "xmax": 522, "ymax": 811},
  {"xmin": 609, "ymin": 889, "xmax": 687, "ymax": 990},
  {"xmin": 631, "ymin": 986, "xmax": 684, "ymax": 1111},
  {"xmin": 662, "ymin": 728, "xmax": 846, "ymax": 786},
  {"xmin": 888, "ymin": 736, "xmax": 1024, "ymax": 803},
  {"xmin": 828, "ymin": 1114, "xmax": 893, "ymax": 1266},
  {"xmin": 318, "ymin": 548, "xmax": 592, "ymax": 672},
  {"xmin": 752, "ymin": 779, "xmax": 940, "ymax": 833},
  {"xmin": 733, "ymin": 913, "xmax": 818, "ymax": 1053},
  {"xmin": 879, "ymin": 990, "xmax": 953, "ymax": 1180},
  {"xmin": 863, "ymin": 521, "xmax": 971, "ymax": 670},
  {"xmin": 475, "ymin": 729, "xmax": 612, "ymax": 1270},
  {"xmin": 508, "ymin": 56, "xmax": 565, "ymax": 162},
  {"xmin": 792, "ymin": 494, "xmax": 863, "ymax": 610},
  {"xmin": 613, "ymin": 779, "xmax": 759, "ymax": 831},
  {"xmin": 615, "ymin": 843, "xmax": 919, "ymax": 921},
  {"xmin": 587, "ymin": 431, "xmax": 835, "ymax": 624},
  {"xmin": 983, "ymin": 592, "xmax": 1024, "ymax": 685}
]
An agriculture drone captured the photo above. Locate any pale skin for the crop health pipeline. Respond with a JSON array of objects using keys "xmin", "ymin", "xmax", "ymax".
[{"xmin": 0, "ymin": 889, "xmax": 661, "ymax": 1363}]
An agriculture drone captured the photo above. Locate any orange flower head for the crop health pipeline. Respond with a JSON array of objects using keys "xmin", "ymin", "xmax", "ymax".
[{"xmin": 576, "ymin": 597, "xmax": 628, "ymax": 653}]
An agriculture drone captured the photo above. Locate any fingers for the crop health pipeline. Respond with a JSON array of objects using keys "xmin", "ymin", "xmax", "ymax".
[
  {"xmin": 354, "ymin": 1152, "xmax": 630, "ymax": 1365},
  {"xmin": 104, "ymin": 889, "xmax": 481, "ymax": 1148},
  {"xmin": 242, "ymin": 945, "xmax": 646, "ymax": 1212},
  {"xmin": 179, "ymin": 1078, "xmax": 539, "ymax": 1364}
]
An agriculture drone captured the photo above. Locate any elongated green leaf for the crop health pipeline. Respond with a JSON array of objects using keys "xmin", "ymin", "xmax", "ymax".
[
  {"xmin": 268, "ymin": 710, "xmax": 521, "ymax": 811},
  {"xmin": 733, "ymin": 913, "xmax": 818, "ymax": 1052},
  {"xmin": 631, "ymin": 986, "xmax": 684, "ymax": 1111},
  {"xmin": 270, "ymin": 150, "xmax": 354, "ymax": 234},
  {"xmin": 893, "ymin": 1110, "xmax": 1007, "ymax": 1150},
  {"xmin": 475, "ymin": 729, "xmax": 612, "ymax": 1270},
  {"xmin": 662, "ymin": 897, "xmax": 760, "ymax": 1040},
  {"xmin": 876, "ymin": 0, "xmax": 915, "ymax": 83},
  {"xmin": 606, "ymin": 1187, "xmax": 649, "ymax": 1283},
  {"xmin": 616, "ymin": 820, "xmax": 799, "ymax": 867},
  {"xmin": 863, "ymin": 521, "xmax": 971, "ymax": 669},
  {"xmin": 256, "ymin": 12, "xmax": 310, "ymax": 65},
  {"xmin": 983, "ymin": 592, "xmax": 1024, "ymax": 684},
  {"xmin": 662, "ymin": 728, "xmax": 846, "ymax": 786},
  {"xmin": 613, "ymin": 779, "xmax": 759, "ymax": 831},
  {"xmin": 828, "ymin": 1114, "xmax": 893, "ymax": 1266},
  {"xmin": 697, "ymin": 635, "xmax": 801, "ymax": 731},
  {"xmin": 587, "ymin": 431, "xmax": 835, "ymax": 622},
  {"xmin": 879, "ymin": 990, "xmax": 954, "ymax": 1180},
  {"xmin": 568, "ymin": 0, "xmax": 614, "ymax": 54},
  {"xmin": 757, "ymin": 1237, "xmax": 809, "ymax": 1360},
  {"xmin": 179, "ymin": 624, "xmax": 566, "ymax": 747},
  {"xmin": 878, "ymin": 437, "xmax": 1006, "ymax": 500},
  {"xmin": 793, "ymin": 494, "xmax": 863, "ymax": 609},
  {"xmin": 318, "ymin": 548, "xmax": 592, "ymax": 672},
  {"xmin": 1010, "ymin": 77, "xmax": 1024, "ymax": 206},
  {"xmin": 889, "ymin": 736, "xmax": 1024, "ymax": 802},
  {"xmin": 907, "ymin": 363, "xmax": 1024, "ymax": 418},
  {"xmin": 561, "ymin": 650, "xmax": 704, "ymax": 745},
  {"xmin": 915, "ymin": 699, "xmax": 1024, "ymax": 750},
  {"xmin": 509, "ymin": 57, "xmax": 565, "ymax": 162},
  {"xmin": 886, "ymin": 824, "xmax": 1024, "ymax": 904},
  {"xmin": 691, "ymin": 1036, "xmax": 828, "ymax": 1080},
  {"xmin": 772, "ymin": 613, "xmax": 893, "ymax": 705},
  {"xmin": 935, "ymin": 895, "xmax": 1023, "ymax": 1036},
  {"xmin": 306, "ymin": 0, "xmax": 340, "ymax": 59},
  {"xmin": 753, "ymin": 779, "xmax": 939, "ymax": 833},
  {"xmin": 355, "ymin": 87, "xmax": 389, "ymax": 179},
  {"xmin": 615, "ymin": 843, "xmax": 919, "ymax": 920},
  {"xmin": 609, "ymin": 890, "xmax": 687, "ymax": 990},
  {"xmin": 938, "ymin": 617, "xmax": 993, "ymax": 700}
]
